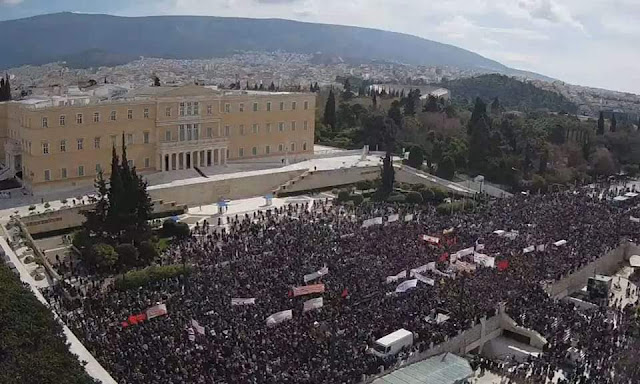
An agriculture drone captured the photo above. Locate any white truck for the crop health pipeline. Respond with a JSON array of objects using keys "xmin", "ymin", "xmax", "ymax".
[{"xmin": 370, "ymin": 329, "xmax": 414, "ymax": 358}]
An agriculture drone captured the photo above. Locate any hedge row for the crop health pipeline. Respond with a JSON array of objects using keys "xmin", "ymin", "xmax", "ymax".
[
  {"xmin": 0, "ymin": 265, "xmax": 97, "ymax": 384},
  {"xmin": 115, "ymin": 264, "xmax": 192, "ymax": 290}
]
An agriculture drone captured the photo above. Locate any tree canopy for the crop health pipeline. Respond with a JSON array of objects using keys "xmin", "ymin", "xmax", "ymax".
[
  {"xmin": 0, "ymin": 265, "xmax": 97, "ymax": 384},
  {"xmin": 79, "ymin": 135, "xmax": 153, "ymax": 272}
]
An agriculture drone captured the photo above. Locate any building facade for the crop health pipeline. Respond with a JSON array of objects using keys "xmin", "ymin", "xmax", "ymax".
[{"xmin": 0, "ymin": 85, "xmax": 316, "ymax": 191}]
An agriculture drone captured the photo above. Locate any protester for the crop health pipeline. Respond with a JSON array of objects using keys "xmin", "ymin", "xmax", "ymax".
[{"xmin": 43, "ymin": 192, "xmax": 640, "ymax": 384}]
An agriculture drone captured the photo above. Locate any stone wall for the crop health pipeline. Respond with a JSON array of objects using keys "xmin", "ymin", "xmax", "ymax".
[
  {"xmin": 147, "ymin": 168, "xmax": 306, "ymax": 207},
  {"xmin": 279, "ymin": 166, "xmax": 381, "ymax": 194},
  {"xmin": 21, "ymin": 199, "xmax": 187, "ymax": 236},
  {"xmin": 545, "ymin": 242, "xmax": 631, "ymax": 299}
]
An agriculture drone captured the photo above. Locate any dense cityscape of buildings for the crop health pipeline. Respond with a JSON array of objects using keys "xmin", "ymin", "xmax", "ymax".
[{"xmin": 4, "ymin": 51, "xmax": 640, "ymax": 120}]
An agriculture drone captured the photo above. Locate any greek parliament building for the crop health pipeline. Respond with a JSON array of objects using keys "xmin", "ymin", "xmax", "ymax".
[{"xmin": 0, "ymin": 85, "xmax": 316, "ymax": 191}]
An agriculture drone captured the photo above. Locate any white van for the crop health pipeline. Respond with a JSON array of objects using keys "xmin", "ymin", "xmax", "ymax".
[{"xmin": 370, "ymin": 329, "xmax": 414, "ymax": 358}]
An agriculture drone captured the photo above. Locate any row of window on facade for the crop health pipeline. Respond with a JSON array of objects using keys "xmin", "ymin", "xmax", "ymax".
[
  {"xmin": 222, "ymin": 100, "xmax": 309, "ymax": 114},
  {"xmin": 170, "ymin": 120, "xmax": 310, "ymax": 141},
  {"xmin": 237, "ymin": 142, "xmax": 308, "ymax": 158},
  {"xmin": 39, "ymin": 100, "xmax": 311, "ymax": 128},
  {"xmin": 41, "ymin": 109, "xmax": 151, "ymax": 128},
  {"xmin": 42, "ymin": 108, "xmax": 149, "ymax": 128},
  {"xmin": 37, "ymin": 132, "xmax": 150, "ymax": 155},
  {"xmin": 43, "ymin": 158, "xmax": 150, "ymax": 181}
]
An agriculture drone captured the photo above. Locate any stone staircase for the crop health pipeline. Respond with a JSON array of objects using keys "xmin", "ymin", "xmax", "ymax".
[{"xmin": 273, "ymin": 170, "xmax": 312, "ymax": 197}]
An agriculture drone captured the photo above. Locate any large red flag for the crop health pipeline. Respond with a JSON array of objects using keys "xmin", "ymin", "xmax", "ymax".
[
  {"xmin": 497, "ymin": 260, "xmax": 509, "ymax": 271},
  {"xmin": 438, "ymin": 252, "xmax": 449, "ymax": 263}
]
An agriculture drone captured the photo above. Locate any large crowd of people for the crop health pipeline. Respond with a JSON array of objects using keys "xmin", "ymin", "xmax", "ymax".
[{"xmin": 43, "ymin": 190, "xmax": 640, "ymax": 383}]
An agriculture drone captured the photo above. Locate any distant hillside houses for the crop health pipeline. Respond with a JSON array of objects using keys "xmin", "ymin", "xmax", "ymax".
[{"xmin": 368, "ymin": 84, "xmax": 450, "ymax": 100}]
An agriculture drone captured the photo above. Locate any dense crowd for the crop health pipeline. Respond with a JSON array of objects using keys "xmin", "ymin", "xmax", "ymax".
[{"xmin": 43, "ymin": 191, "xmax": 640, "ymax": 384}]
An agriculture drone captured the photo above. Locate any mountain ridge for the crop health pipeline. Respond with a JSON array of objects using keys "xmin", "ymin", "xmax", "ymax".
[{"xmin": 0, "ymin": 12, "xmax": 551, "ymax": 81}]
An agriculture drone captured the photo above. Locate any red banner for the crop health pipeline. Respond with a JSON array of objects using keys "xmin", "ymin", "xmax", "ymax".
[
  {"xmin": 497, "ymin": 260, "xmax": 509, "ymax": 271},
  {"xmin": 292, "ymin": 284, "xmax": 325, "ymax": 297},
  {"xmin": 438, "ymin": 252, "xmax": 449, "ymax": 262}
]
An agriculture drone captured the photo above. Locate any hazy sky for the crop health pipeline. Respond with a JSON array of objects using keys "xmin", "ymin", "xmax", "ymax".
[{"xmin": 1, "ymin": 0, "xmax": 639, "ymax": 93}]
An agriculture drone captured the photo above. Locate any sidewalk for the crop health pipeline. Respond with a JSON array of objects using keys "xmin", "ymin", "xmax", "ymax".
[{"xmin": 0, "ymin": 237, "xmax": 118, "ymax": 384}]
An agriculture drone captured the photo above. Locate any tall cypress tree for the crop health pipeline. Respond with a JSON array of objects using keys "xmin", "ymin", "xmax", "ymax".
[
  {"xmin": 5, "ymin": 74, "xmax": 10, "ymax": 101},
  {"xmin": 597, "ymin": 112, "xmax": 605, "ymax": 135},
  {"xmin": 323, "ymin": 89, "xmax": 337, "ymax": 130},
  {"xmin": 380, "ymin": 151, "xmax": 395, "ymax": 197},
  {"xmin": 372, "ymin": 92, "xmax": 378, "ymax": 110},
  {"xmin": 611, "ymin": 113, "xmax": 617, "ymax": 133}
]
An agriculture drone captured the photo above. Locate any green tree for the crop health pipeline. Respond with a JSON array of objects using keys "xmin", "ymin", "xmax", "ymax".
[
  {"xmin": 153, "ymin": 76, "xmax": 161, "ymax": 86},
  {"xmin": 90, "ymin": 243, "xmax": 119, "ymax": 271},
  {"xmin": 468, "ymin": 115, "xmax": 491, "ymax": 174},
  {"xmin": 387, "ymin": 101, "xmax": 402, "ymax": 126},
  {"xmin": 115, "ymin": 243, "xmax": 139, "ymax": 268},
  {"xmin": 423, "ymin": 95, "xmax": 440, "ymax": 112},
  {"xmin": 406, "ymin": 191, "xmax": 424, "ymax": 204},
  {"xmin": 82, "ymin": 136, "xmax": 152, "ymax": 258},
  {"xmin": 0, "ymin": 265, "xmax": 99, "ymax": 384},
  {"xmin": 372, "ymin": 92, "xmax": 378, "ymax": 110},
  {"xmin": 380, "ymin": 151, "xmax": 395, "ymax": 198},
  {"xmin": 138, "ymin": 240, "xmax": 159, "ymax": 265},
  {"xmin": 611, "ymin": 113, "xmax": 617, "ymax": 133},
  {"xmin": 323, "ymin": 89, "xmax": 337, "ymax": 130},
  {"xmin": 594, "ymin": 147, "xmax": 615, "ymax": 176},
  {"xmin": 491, "ymin": 97, "xmax": 502, "ymax": 114},
  {"xmin": 437, "ymin": 155, "xmax": 456, "ymax": 180},
  {"xmin": 539, "ymin": 147, "xmax": 549, "ymax": 174},
  {"xmin": 407, "ymin": 146, "xmax": 425, "ymax": 168},
  {"xmin": 342, "ymin": 78, "xmax": 353, "ymax": 100},
  {"xmin": 597, "ymin": 112, "xmax": 605, "ymax": 135},
  {"xmin": 469, "ymin": 97, "xmax": 488, "ymax": 134}
]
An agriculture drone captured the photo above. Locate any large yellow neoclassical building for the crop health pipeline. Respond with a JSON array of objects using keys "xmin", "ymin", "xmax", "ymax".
[{"xmin": 0, "ymin": 85, "xmax": 316, "ymax": 191}]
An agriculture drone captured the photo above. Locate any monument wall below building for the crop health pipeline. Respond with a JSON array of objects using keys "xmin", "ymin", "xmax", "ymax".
[
  {"xmin": 148, "ymin": 168, "xmax": 306, "ymax": 207},
  {"xmin": 545, "ymin": 241, "xmax": 631, "ymax": 299}
]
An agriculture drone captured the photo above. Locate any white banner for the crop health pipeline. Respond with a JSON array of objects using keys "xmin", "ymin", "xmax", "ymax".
[
  {"xmin": 473, "ymin": 253, "xmax": 495, "ymax": 268},
  {"xmin": 455, "ymin": 261, "xmax": 477, "ymax": 273},
  {"xmin": 395, "ymin": 279, "xmax": 418, "ymax": 293},
  {"xmin": 554, "ymin": 240, "xmax": 567, "ymax": 247},
  {"xmin": 505, "ymin": 231, "xmax": 519, "ymax": 240},
  {"xmin": 442, "ymin": 227, "xmax": 455, "ymax": 235},
  {"xmin": 457, "ymin": 247, "xmax": 474, "ymax": 257},
  {"xmin": 426, "ymin": 262, "xmax": 436, "ymax": 271},
  {"xmin": 386, "ymin": 270, "xmax": 407, "ymax": 284},
  {"xmin": 387, "ymin": 214, "xmax": 399, "ymax": 223},
  {"xmin": 231, "ymin": 298, "xmax": 257, "ymax": 306},
  {"xmin": 266, "ymin": 309, "xmax": 293, "ymax": 327},
  {"xmin": 422, "ymin": 235, "xmax": 440, "ymax": 244},
  {"xmin": 362, "ymin": 217, "xmax": 383, "ymax": 228},
  {"xmin": 413, "ymin": 272, "xmax": 435, "ymax": 286},
  {"xmin": 404, "ymin": 214, "xmax": 414, "ymax": 222},
  {"xmin": 493, "ymin": 230, "xmax": 506, "ymax": 236},
  {"xmin": 303, "ymin": 297, "xmax": 324, "ymax": 313},
  {"xmin": 146, "ymin": 303, "xmax": 168, "ymax": 319},
  {"xmin": 191, "ymin": 319, "xmax": 205, "ymax": 335},
  {"xmin": 537, "ymin": 244, "xmax": 546, "ymax": 252},
  {"xmin": 436, "ymin": 313, "xmax": 450, "ymax": 324},
  {"xmin": 631, "ymin": 216, "xmax": 640, "ymax": 223},
  {"xmin": 523, "ymin": 245, "xmax": 535, "ymax": 254},
  {"xmin": 475, "ymin": 243, "xmax": 485, "ymax": 251},
  {"xmin": 304, "ymin": 266, "xmax": 329, "ymax": 283},
  {"xmin": 410, "ymin": 264, "xmax": 429, "ymax": 275}
]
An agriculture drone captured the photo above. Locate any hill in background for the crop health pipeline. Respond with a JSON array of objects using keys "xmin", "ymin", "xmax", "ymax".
[
  {"xmin": 0, "ymin": 12, "xmax": 544, "ymax": 80},
  {"xmin": 440, "ymin": 74, "xmax": 578, "ymax": 113}
]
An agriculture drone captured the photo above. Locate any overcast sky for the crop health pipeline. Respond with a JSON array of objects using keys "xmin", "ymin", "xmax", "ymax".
[{"xmin": 2, "ymin": 0, "xmax": 639, "ymax": 93}]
